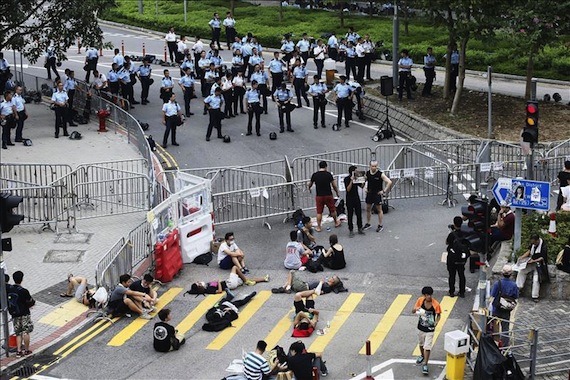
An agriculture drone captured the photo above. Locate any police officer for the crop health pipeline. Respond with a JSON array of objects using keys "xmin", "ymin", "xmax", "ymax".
[
  {"xmin": 161, "ymin": 93, "xmax": 182, "ymax": 148},
  {"xmin": 333, "ymin": 75, "xmax": 352, "ymax": 129},
  {"xmin": 12, "ymin": 86, "xmax": 27, "ymax": 142},
  {"xmin": 345, "ymin": 27, "xmax": 360, "ymax": 45},
  {"xmin": 245, "ymin": 80, "xmax": 262, "ymax": 136},
  {"xmin": 43, "ymin": 45, "xmax": 59, "ymax": 81},
  {"xmin": 327, "ymin": 32, "xmax": 338, "ymax": 61},
  {"xmin": 1, "ymin": 90, "xmax": 17, "ymax": 148},
  {"xmin": 280, "ymin": 34, "xmax": 295, "ymax": 65},
  {"xmin": 422, "ymin": 47, "xmax": 436, "ymax": 97},
  {"xmin": 108, "ymin": 63, "xmax": 120, "ymax": 100},
  {"xmin": 50, "ymin": 82, "xmax": 69, "ymax": 139},
  {"xmin": 362, "ymin": 35, "xmax": 375, "ymax": 81},
  {"xmin": 179, "ymin": 51, "xmax": 194, "ymax": 77},
  {"xmin": 118, "ymin": 64, "xmax": 134, "ymax": 109},
  {"xmin": 308, "ymin": 75, "xmax": 328, "ymax": 129},
  {"xmin": 198, "ymin": 53, "xmax": 212, "ymax": 98},
  {"xmin": 231, "ymin": 49, "xmax": 244, "ymax": 76},
  {"xmin": 296, "ymin": 33, "xmax": 311, "ymax": 64},
  {"xmin": 348, "ymin": 80, "xmax": 365, "ymax": 120},
  {"xmin": 208, "ymin": 13, "xmax": 223, "ymax": 50},
  {"xmin": 84, "ymin": 46, "xmax": 99, "ymax": 82},
  {"xmin": 223, "ymin": 12, "xmax": 236, "ymax": 50},
  {"xmin": 398, "ymin": 49, "xmax": 413, "ymax": 101},
  {"xmin": 203, "ymin": 63, "xmax": 218, "ymax": 114},
  {"xmin": 313, "ymin": 39, "xmax": 327, "ymax": 79},
  {"xmin": 221, "ymin": 72, "xmax": 234, "ymax": 118},
  {"xmin": 268, "ymin": 52, "xmax": 285, "ymax": 93},
  {"xmin": 113, "ymin": 48, "xmax": 125, "ymax": 69},
  {"xmin": 355, "ymin": 37, "xmax": 366, "ymax": 84},
  {"xmin": 204, "ymin": 87, "xmax": 224, "ymax": 141},
  {"xmin": 178, "ymin": 67, "xmax": 195, "ymax": 117},
  {"xmin": 160, "ymin": 69, "xmax": 174, "ymax": 104},
  {"xmin": 165, "ymin": 27, "xmax": 177, "ymax": 64},
  {"xmin": 248, "ymin": 48, "xmax": 263, "ymax": 82},
  {"xmin": 63, "ymin": 71, "xmax": 78, "ymax": 126},
  {"xmin": 125, "ymin": 57, "xmax": 139, "ymax": 105},
  {"xmin": 137, "ymin": 59, "xmax": 152, "ymax": 105},
  {"xmin": 447, "ymin": 45, "xmax": 460, "ymax": 92},
  {"xmin": 250, "ymin": 64, "xmax": 269, "ymax": 114},
  {"xmin": 273, "ymin": 82, "xmax": 294, "ymax": 133},
  {"xmin": 232, "ymin": 71, "xmax": 246, "ymax": 115},
  {"xmin": 292, "ymin": 60, "xmax": 310, "ymax": 108},
  {"xmin": 345, "ymin": 41, "xmax": 357, "ymax": 80},
  {"xmin": 240, "ymin": 38, "xmax": 253, "ymax": 80}
]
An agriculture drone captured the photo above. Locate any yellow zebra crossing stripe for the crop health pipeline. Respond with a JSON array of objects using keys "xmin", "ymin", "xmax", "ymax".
[
  {"xmin": 38, "ymin": 300, "xmax": 88, "ymax": 327},
  {"xmin": 412, "ymin": 295, "xmax": 457, "ymax": 356},
  {"xmin": 308, "ymin": 293, "xmax": 364, "ymax": 353},
  {"xmin": 176, "ymin": 294, "xmax": 224, "ymax": 335},
  {"xmin": 107, "ymin": 287, "xmax": 183, "ymax": 347},
  {"xmin": 359, "ymin": 294, "xmax": 412, "ymax": 355},
  {"xmin": 206, "ymin": 291, "xmax": 272, "ymax": 350},
  {"xmin": 263, "ymin": 307, "xmax": 295, "ymax": 350}
]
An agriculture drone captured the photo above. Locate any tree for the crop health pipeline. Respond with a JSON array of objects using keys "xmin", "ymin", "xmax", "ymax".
[
  {"xmin": 0, "ymin": 0, "xmax": 113, "ymax": 64},
  {"xmin": 504, "ymin": 2, "xmax": 570, "ymax": 98}
]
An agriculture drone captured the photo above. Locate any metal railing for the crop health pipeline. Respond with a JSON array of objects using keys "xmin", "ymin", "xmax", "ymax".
[{"xmin": 0, "ymin": 163, "xmax": 72, "ymax": 189}]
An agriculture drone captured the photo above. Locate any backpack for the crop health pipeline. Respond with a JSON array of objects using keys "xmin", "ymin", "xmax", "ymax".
[
  {"xmin": 7, "ymin": 285, "xmax": 20, "ymax": 316},
  {"xmin": 192, "ymin": 252, "xmax": 213, "ymax": 266},
  {"xmin": 335, "ymin": 199, "xmax": 345, "ymax": 215},
  {"xmin": 448, "ymin": 232, "xmax": 469, "ymax": 265},
  {"xmin": 202, "ymin": 318, "xmax": 232, "ymax": 332},
  {"xmin": 291, "ymin": 209, "xmax": 305, "ymax": 227}
]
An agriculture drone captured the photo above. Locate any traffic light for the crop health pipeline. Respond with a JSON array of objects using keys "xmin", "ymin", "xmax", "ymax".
[
  {"xmin": 521, "ymin": 100, "xmax": 539, "ymax": 144},
  {"xmin": 461, "ymin": 197, "xmax": 489, "ymax": 253},
  {"xmin": 0, "ymin": 192, "xmax": 24, "ymax": 233}
]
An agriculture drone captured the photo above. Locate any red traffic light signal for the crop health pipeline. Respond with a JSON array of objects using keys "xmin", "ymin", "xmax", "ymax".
[
  {"xmin": 0, "ymin": 193, "xmax": 24, "ymax": 233},
  {"xmin": 522, "ymin": 100, "xmax": 539, "ymax": 144}
]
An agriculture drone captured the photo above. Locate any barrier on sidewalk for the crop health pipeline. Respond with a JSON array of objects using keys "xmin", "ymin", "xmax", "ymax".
[
  {"xmin": 0, "ymin": 186, "xmax": 59, "ymax": 231},
  {"xmin": 0, "ymin": 163, "xmax": 72, "ymax": 188},
  {"xmin": 95, "ymin": 237, "xmax": 132, "ymax": 291},
  {"xmin": 451, "ymin": 159, "xmax": 526, "ymax": 196}
]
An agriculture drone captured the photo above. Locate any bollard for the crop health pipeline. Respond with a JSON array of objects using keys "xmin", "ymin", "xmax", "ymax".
[
  {"xmin": 365, "ymin": 340, "xmax": 374, "ymax": 379},
  {"xmin": 142, "ymin": 43, "xmax": 146, "ymax": 57},
  {"xmin": 164, "ymin": 45, "xmax": 167, "ymax": 62},
  {"xmin": 121, "ymin": 40, "xmax": 125, "ymax": 56},
  {"xmin": 444, "ymin": 330, "xmax": 469, "ymax": 380}
]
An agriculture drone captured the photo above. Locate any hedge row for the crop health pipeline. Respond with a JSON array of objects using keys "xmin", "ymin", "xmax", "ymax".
[{"xmin": 518, "ymin": 211, "xmax": 570, "ymax": 264}]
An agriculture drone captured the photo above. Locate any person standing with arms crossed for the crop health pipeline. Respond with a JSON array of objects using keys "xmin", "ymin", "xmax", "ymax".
[
  {"xmin": 422, "ymin": 47, "xmax": 436, "ymax": 97},
  {"xmin": 308, "ymin": 75, "xmax": 328, "ymax": 129},
  {"xmin": 50, "ymin": 82, "xmax": 69, "ymax": 138},
  {"xmin": 412, "ymin": 286, "xmax": 441, "ymax": 376},
  {"xmin": 204, "ymin": 87, "xmax": 224, "ymax": 142},
  {"xmin": 398, "ymin": 49, "xmax": 414, "ymax": 100},
  {"xmin": 208, "ymin": 13, "xmax": 223, "ymax": 50},
  {"xmin": 161, "ymin": 93, "xmax": 182, "ymax": 149},
  {"xmin": 245, "ymin": 80, "xmax": 262, "ymax": 136},
  {"xmin": 363, "ymin": 160, "xmax": 392, "ymax": 232},
  {"xmin": 345, "ymin": 165, "xmax": 365, "ymax": 238},
  {"xmin": 308, "ymin": 160, "xmax": 341, "ymax": 232},
  {"xmin": 165, "ymin": 27, "xmax": 177, "ymax": 64},
  {"xmin": 273, "ymin": 82, "xmax": 294, "ymax": 133}
]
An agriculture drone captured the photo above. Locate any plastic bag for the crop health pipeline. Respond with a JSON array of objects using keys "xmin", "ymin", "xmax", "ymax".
[{"xmin": 473, "ymin": 334, "xmax": 506, "ymax": 379}]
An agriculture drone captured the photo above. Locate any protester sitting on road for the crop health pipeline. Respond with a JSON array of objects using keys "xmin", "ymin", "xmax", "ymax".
[
  {"xmin": 318, "ymin": 234, "xmax": 346, "ymax": 270},
  {"xmin": 108, "ymin": 274, "xmax": 155, "ymax": 319},
  {"xmin": 288, "ymin": 340, "xmax": 328, "ymax": 379},
  {"xmin": 292, "ymin": 289, "xmax": 320, "ymax": 337},
  {"xmin": 297, "ymin": 216, "xmax": 317, "ymax": 249},
  {"xmin": 285, "ymin": 230, "xmax": 312, "ymax": 270},
  {"xmin": 186, "ymin": 266, "xmax": 269, "ymax": 296},
  {"xmin": 60, "ymin": 275, "xmax": 96, "ymax": 307},
  {"xmin": 153, "ymin": 308, "xmax": 186, "ymax": 352},
  {"xmin": 217, "ymin": 232, "xmax": 249, "ymax": 273},
  {"xmin": 272, "ymin": 271, "xmax": 346, "ymax": 294},
  {"xmin": 129, "ymin": 273, "xmax": 159, "ymax": 310}
]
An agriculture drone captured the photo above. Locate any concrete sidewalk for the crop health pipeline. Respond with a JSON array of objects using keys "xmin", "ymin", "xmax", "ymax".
[{"xmin": 1, "ymin": 102, "xmax": 145, "ymax": 371}]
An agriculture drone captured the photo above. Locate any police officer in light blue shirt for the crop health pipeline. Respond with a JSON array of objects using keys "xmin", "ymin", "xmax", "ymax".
[
  {"xmin": 161, "ymin": 93, "xmax": 182, "ymax": 148},
  {"xmin": 179, "ymin": 68, "xmax": 195, "ymax": 117},
  {"xmin": 204, "ymin": 87, "xmax": 224, "ymax": 141},
  {"xmin": 333, "ymin": 75, "xmax": 353, "ymax": 129},
  {"xmin": 422, "ymin": 47, "xmax": 437, "ymax": 97},
  {"xmin": 251, "ymin": 65, "xmax": 269, "ymax": 114},
  {"xmin": 1, "ymin": 90, "xmax": 17, "ymax": 148},
  {"xmin": 108, "ymin": 63, "xmax": 120, "ymax": 96},
  {"xmin": 50, "ymin": 82, "xmax": 69, "ymax": 138},
  {"xmin": 245, "ymin": 80, "xmax": 262, "ymax": 136},
  {"xmin": 397, "ymin": 49, "xmax": 413, "ymax": 100},
  {"xmin": 292, "ymin": 61, "xmax": 310, "ymax": 108},
  {"xmin": 449, "ymin": 46, "xmax": 460, "ymax": 92},
  {"xmin": 113, "ymin": 48, "xmax": 124, "ymax": 68},
  {"xmin": 273, "ymin": 82, "xmax": 294, "ymax": 133},
  {"xmin": 268, "ymin": 52, "xmax": 286, "ymax": 93},
  {"xmin": 208, "ymin": 12, "xmax": 222, "ymax": 50},
  {"xmin": 296, "ymin": 34, "xmax": 311, "ymax": 63},
  {"xmin": 118, "ymin": 65, "xmax": 134, "ymax": 109},
  {"xmin": 63, "ymin": 71, "xmax": 78, "ymax": 126},
  {"xmin": 248, "ymin": 49, "xmax": 263, "ymax": 81},
  {"xmin": 12, "ymin": 86, "xmax": 27, "ymax": 142},
  {"xmin": 345, "ymin": 41, "xmax": 357, "ymax": 80},
  {"xmin": 231, "ymin": 37, "xmax": 242, "ymax": 54},
  {"xmin": 160, "ymin": 69, "xmax": 174, "ymax": 103},
  {"xmin": 308, "ymin": 75, "xmax": 328, "ymax": 129},
  {"xmin": 137, "ymin": 59, "xmax": 152, "ymax": 104},
  {"xmin": 281, "ymin": 35, "xmax": 295, "ymax": 63},
  {"xmin": 84, "ymin": 46, "xmax": 99, "ymax": 82},
  {"xmin": 44, "ymin": 45, "xmax": 59, "ymax": 80}
]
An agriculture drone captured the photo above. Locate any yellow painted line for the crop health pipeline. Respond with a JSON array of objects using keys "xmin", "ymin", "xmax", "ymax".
[
  {"xmin": 412, "ymin": 296, "xmax": 458, "ymax": 356},
  {"xmin": 207, "ymin": 291, "xmax": 272, "ymax": 350},
  {"xmin": 359, "ymin": 294, "xmax": 412, "ymax": 355},
  {"xmin": 38, "ymin": 300, "xmax": 88, "ymax": 327},
  {"xmin": 53, "ymin": 318, "xmax": 111, "ymax": 355},
  {"xmin": 176, "ymin": 294, "xmax": 224, "ymax": 335},
  {"xmin": 107, "ymin": 287, "xmax": 183, "ymax": 347},
  {"xmin": 308, "ymin": 293, "xmax": 365, "ymax": 353},
  {"xmin": 263, "ymin": 307, "xmax": 295, "ymax": 350},
  {"xmin": 154, "ymin": 141, "xmax": 178, "ymax": 169},
  {"xmin": 57, "ymin": 317, "xmax": 120, "ymax": 358}
]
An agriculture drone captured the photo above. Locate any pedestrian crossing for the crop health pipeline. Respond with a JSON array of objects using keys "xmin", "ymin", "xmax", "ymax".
[{"xmin": 49, "ymin": 290, "xmax": 464, "ymax": 360}]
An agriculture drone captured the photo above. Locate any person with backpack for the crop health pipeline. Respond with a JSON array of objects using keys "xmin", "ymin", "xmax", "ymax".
[
  {"xmin": 153, "ymin": 308, "xmax": 186, "ymax": 352},
  {"xmin": 8, "ymin": 271, "xmax": 35, "ymax": 357},
  {"xmin": 445, "ymin": 216, "xmax": 469, "ymax": 297},
  {"xmin": 490, "ymin": 265, "xmax": 519, "ymax": 346}
]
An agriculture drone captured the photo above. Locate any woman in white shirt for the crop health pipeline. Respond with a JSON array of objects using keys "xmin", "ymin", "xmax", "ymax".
[{"xmin": 232, "ymin": 71, "xmax": 246, "ymax": 115}]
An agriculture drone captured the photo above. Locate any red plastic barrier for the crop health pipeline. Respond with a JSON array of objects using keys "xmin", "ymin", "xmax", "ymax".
[{"xmin": 154, "ymin": 229, "xmax": 182, "ymax": 282}]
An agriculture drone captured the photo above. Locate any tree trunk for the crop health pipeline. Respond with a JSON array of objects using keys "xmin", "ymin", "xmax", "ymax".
[
  {"xmin": 369, "ymin": 1, "xmax": 373, "ymax": 18},
  {"xmin": 450, "ymin": 35, "xmax": 469, "ymax": 115},
  {"xmin": 279, "ymin": 1, "xmax": 283, "ymax": 22},
  {"xmin": 230, "ymin": 0, "xmax": 235, "ymax": 15},
  {"xmin": 524, "ymin": 46, "xmax": 537, "ymax": 99},
  {"xmin": 402, "ymin": 1, "xmax": 409, "ymax": 35},
  {"xmin": 443, "ymin": 7, "xmax": 455, "ymax": 100},
  {"xmin": 340, "ymin": 7, "xmax": 345, "ymax": 27}
]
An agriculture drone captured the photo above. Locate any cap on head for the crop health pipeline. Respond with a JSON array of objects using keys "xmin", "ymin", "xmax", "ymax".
[{"xmin": 502, "ymin": 264, "xmax": 513, "ymax": 276}]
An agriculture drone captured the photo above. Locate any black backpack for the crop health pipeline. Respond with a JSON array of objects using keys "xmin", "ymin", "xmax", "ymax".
[
  {"xmin": 192, "ymin": 252, "xmax": 213, "ymax": 266},
  {"xmin": 291, "ymin": 209, "xmax": 305, "ymax": 227},
  {"xmin": 7, "ymin": 285, "xmax": 25, "ymax": 317},
  {"xmin": 448, "ymin": 232, "xmax": 469, "ymax": 265}
]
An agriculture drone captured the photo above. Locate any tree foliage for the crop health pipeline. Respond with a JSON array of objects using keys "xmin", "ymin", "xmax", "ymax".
[{"xmin": 0, "ymin": 0, "xmax": 113, "ymax": 63}]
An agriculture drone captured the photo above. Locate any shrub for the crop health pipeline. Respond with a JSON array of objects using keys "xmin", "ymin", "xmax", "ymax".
[{"xmin": 516, "ymin": 211, "xmax": 570, "ymax": 264}]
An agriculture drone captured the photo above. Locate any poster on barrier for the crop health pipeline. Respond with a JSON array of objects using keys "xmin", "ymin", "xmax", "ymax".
[{"xmin": 425, "ymin": 167, "xmax": 434, "ymax": 179}]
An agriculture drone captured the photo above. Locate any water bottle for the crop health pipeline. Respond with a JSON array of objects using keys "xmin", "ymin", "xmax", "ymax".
[{"xmin": 326, "ymin": 321, "xmax": 330, "ymax": 328}]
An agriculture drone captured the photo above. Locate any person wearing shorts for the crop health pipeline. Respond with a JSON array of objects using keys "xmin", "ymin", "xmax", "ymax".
[
  {"xmin": 61, "ymin": 275, "xmax": 95, "ymax": 306},
  {"xmin": 412, "ymin": 286, "xmax": 441, "ymax": 376},
  {"xmin": 363, "ymin": 160, "xmax": 392, "ymax": 233},
  {"xmin": 308, "ymin": 160, "xmax": 341, "ymax": 232},
  {"xmin": 10, "ymin": 271, "xmax": 35, "ymax": 357},
  {"xmin": 187, "ymin": 266, "xmax": 269, "ymax": 295},
  {"xmin": 217, "ymin": 232, "xmax": 249, "ymax": 273}
]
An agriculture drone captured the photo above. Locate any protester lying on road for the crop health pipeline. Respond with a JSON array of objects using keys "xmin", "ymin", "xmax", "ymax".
[{"xmin": 185, "ymin": 266, "xmax": 269, "ymax": 296}]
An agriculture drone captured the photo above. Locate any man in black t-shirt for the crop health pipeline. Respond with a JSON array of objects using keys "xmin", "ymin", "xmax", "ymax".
[
  {"xmin": 153, "ymin": 308, "xmax": 185, "ymax": 352},
  {"xmin": 287, "ymin": 341, "xmax": 328, "ymax": 379},
  {"xmin": 344, "ymin": 165, "xmax": 365, "ymax": 237},
  {"xmin": 363, "ymin": 160, "xmax": 392, "ymax": 233},
  {"xmin": 556, "ymin": 160, "xmax": 570, "ymax": 210},
  {"xmin": 308, "ymin": 161, "xmax": 340, "ymax": 232},
  {"xmin": 9, "ymin": 271, "xmax": 35, "ymax": 357},
  {"xmin": 129, "ymin": 273, "xmax": 158, "ymax": 310}
]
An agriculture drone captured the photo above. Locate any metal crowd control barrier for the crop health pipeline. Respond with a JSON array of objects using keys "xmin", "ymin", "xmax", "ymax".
[
  {"xmin": 0, "ymin": 163, "xmax": 72, "ymax": 189},
  {"xmin": 290, "ymin": 147, "xmax": 374, "ymax": 181},
  {"xmin": 451, "ymin": 159, "xmax": 526, "ymax": 197},
  {"xmin": 410, "ymin": 139, "xmax": 482, "ymax": 165},
  {"xmin": 95, "ymin": 237, "xmax": 132, "ymax": 291},
  {"xmin": 0, "ymin": 186, "xmax": 59, "ymax": 231}
]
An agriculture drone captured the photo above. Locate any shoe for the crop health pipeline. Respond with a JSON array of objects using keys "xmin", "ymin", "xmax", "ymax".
[
  {"xmin": 54, "ymin": 135, "xmax": 59, "ymax": 139},
  {"xmin": 172, "ymin": 142, "xmax": 179, "ymax": 146},
  {"xmin": 416, "ymin": 355, "xmax": 424, "ymax": 364},
  {"xmin": 298, "ymin": 266, "xmax": 306, "ymax": 271},
  {"xmin": 189, "ymin": 112, "xmax": 194, "ymax": 115},
  {"xmin": 287, "ymin": 128, "xmax": 294, "ymax": 132},
  {"xmin": 448, "ymin": 291, "xmax": 456, "ymax": 297},
  {"xmin": 306, "ymin": 100, "xmax": 310, "ymax": 107},
  {"xmin": 14, "ymin": 139, "xmax": 23, "ymax": 142},
  {"xmin": 16, "ymin": 351, "xmax": 24, "ymax": 358},
  {"xmin": 314, "ymin": 125, "xmax": 318, "ymax": 129},
  {"xmin": 246, "ymin": 132, "xmax": 252, "ymax": 136},
  {"xmin": 296, "ymin": 104, "xmax": 302, "ymax": 108},
  {"xmin": 162, "ymin": 144, "xmax": 167, "ymax": 148},
  {"xmin": 357, "ymin": 229, "xmax": 365, "ymax": 235},
  {"xmin": 203, "ymin": 111, "xmax": 207, "ymax": 115},
  {"xmin": 242, "ymin": 267, "xmax": 250, "ymax": 274},
  {"xmin": 272, "ymin": 287, "xmax": 286, "ymax": 294},
  {"xmin": 217, "ymin": 135, "xmax": 223, "ymax": 139},
  {"xmin": 206, "ymin": 137, "xmax": 210, "ymax": 141},
  {"xmin": 6, "ymin": 142, "xmax": 15, "ymax": 146},
  {"xmin": 321, "ymin": 370, "xmax": 328, "ymax": 377},
  {"xmin": 280, "ymin": 129, "xmax": 284, "ymax": 133},
  {"xmin": 139, "ymin": 312, "xmax": 152, "ymax": 320},
  {"xmin": 345, "ymin": 124, "xmax": 350, "ymax": 128},
  {"xmin": 422, "ymin": 365, "xmax": 428, "ymax": 375},
  {"xmin": 23, "ymin": 350, "xmax": 32, "ymax": 356},
  {"xmin": 225, "ymin": 288, "xmax": 235, "ymax": 301},
  {"xmin": 241, "ymin": 111, "xmax": 246, "ymax": 114},
  {"xmin": 376, "ymin": 225, "xmax": 384, "ymax": 232},
  {"xmin": 264, "ymin": 274, "xmax": 270, "ymax": 282},
  {"xmin": 63, "ymin": 133, "xmax": 70, "ymax": 137},
  {"xmin": 363, "ymin": 223, "xmax": 371, "ymax": 230},
  {"xmin": 2, "ymin": 144, "xmax": 6, "ymax": 149},
  {"xmin": 69, "ymin": 123, "xmax": 78, "ymax": 127},
  {"xmin": 185, "ymin": 114, "xmax": 191, "ymax": 117},
  {"xmin": 458, "ymin": 293, "xmax": 465, "ymax": 298},
  {"xmin": 131, "ymin": 100, "xmax": 140, "ymax": 105},
  {"xmin": 141, "ymin": 101, "xmax": 148, "ymax": 105},
  {"xmin": 349, "ymin": 231, "xmax": 355, "ymax": 238},
  {"xmin": 533, "ymin": 298, "xmax": 539, "ymax": 303},
  {"xmin": 256, "ymin": 132, "xmax": 261, "ymax": 136},
  {"xmin": 245, "ymin": 280, "xmax": 256, "ymax": 286},
  {"xmin": 321, "ymin": 124, "xmax": 326, "ymax": 128},
  {"xmin": 125, "ymin": 313, "xmax": 132, "ymax": 318}
]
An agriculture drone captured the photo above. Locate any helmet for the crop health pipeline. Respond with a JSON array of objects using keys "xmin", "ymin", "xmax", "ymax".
[
  {"xmin": 223, "ymin": 135, "xmax": 231, "ymax": 143},
  {"xmin": 269, "ymin": 132, "xmax": 277, "ymax": 140},
  {"xmin": 69, "ymin": 131, "xmax": 82, "ymax": 140}
]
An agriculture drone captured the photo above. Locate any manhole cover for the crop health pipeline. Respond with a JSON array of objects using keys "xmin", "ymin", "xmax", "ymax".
[
  {"xmin": 43, "ymin": 250, "xmax": 85, "ymax": 263},
  {"xmin": 54, "ymin": 232, "xmax": 93, "ymax": 244}
]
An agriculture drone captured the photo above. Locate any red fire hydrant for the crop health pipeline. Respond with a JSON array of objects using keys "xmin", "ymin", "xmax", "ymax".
[{"xmin": 97, "ymin": 108, "xmax": 111, "ymax": 132}]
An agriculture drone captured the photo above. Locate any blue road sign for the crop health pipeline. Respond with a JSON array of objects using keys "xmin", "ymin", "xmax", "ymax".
[{"xmin": 492, "ymin": 178, "xmax": 550, "ymax": 211}]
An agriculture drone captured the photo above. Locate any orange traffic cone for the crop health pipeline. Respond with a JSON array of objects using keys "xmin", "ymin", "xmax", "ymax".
[{"xmin": 548, "ymin": 212, "xmax": 557, "ymax": 237}]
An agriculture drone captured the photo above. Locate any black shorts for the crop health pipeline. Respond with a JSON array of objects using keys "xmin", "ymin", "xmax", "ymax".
[
  {"xmin": 294, "ymin": 299, "xmax": 315, "ymax": 314},
  {"xmin": 365, "ymin": 192, "xmax": 382, "ymax": 205},
  {"xmin": 109, "ymin": 299, "xmax": 130, "ymax": 316}
]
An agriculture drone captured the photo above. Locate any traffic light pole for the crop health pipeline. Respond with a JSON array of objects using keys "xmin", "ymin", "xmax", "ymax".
[{"xmin": 526, "ymin": 79, "xmax": 538, "ymax": 181}]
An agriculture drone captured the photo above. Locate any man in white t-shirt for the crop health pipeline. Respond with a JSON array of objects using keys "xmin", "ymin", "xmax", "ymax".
[
  {"xmin": 285, "ymin": 230, "xmax": 312, "ymax": 270},
  {"xmin": 217, "ymin": 232, "xmax": 248, "ymax": 273}
]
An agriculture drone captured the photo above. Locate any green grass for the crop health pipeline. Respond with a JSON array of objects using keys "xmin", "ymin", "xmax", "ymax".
[{"xmin": 103, "ymin": 0, "xmax": 570, "ymax": 80}]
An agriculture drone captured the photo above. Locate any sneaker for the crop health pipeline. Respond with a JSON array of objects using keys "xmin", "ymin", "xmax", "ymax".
[
  {"xmin": 272, "ymin": 287, "xmax": 286, "ymax": 294},
  {"xmin": 145, "ymin": 305, "xmax": 157, "ymax": 312},
  {"xmin": 15, "ymin": 351, "xmax": 24, "ymax": 358},
  {"xmin": 264, "ymin": 274, "xmax": 270, "ymax": 282},
  {"xmin": 376, "ymin": 225, "xmax": 384, "ymax": 232},
  {"xmin": 125, "ymin": 313, "xmax": 132, "ymax": 318},
  {"xmin": 422, "ymin": 365, "xmax": 429, "ymax": 375},
  {"xmin": 242, "ymin": 267, "xmax": 250, "ymax": 274},
  {"xmin": 363, "ymin": 223, "xmax": 371, "ymax": 230},
  {"xmin": 357, "ymin": 229, "xmax": 366, "ymax": 235},
  {"xmin": 285, "ymin": 285, "xmax": 292, "ymax": 294},
  {"xmin": 140, "ymin": 311, "xmax": 152, "ymax": 320},
  {"xmin": 23, "ymin": 350, "xmax": 32, "ymax": 356},
  {"xmin": 245, "ymin": 280, "xmax": 256, "ymax": 286},
  {"xmin": 448, "ymin": 291, "xmax": 456, "ymax": 297},
  {"xmin": 298, "ymin": 266, "xmax": 306, "ymax": 271},
  {"xmin": 321, "ymin": 370, "xmax": 328, "ymax": 377},
  {"xmin": 416, "ymin": 355, "xmax": 424, "ymax": 364},
  {"xmin": 458, "ymin": 293, "xmax": 465, "ymax": 298},
  {"xmin": 349, "ymin": 230, "xmax": 355, "ymax": 238}
]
